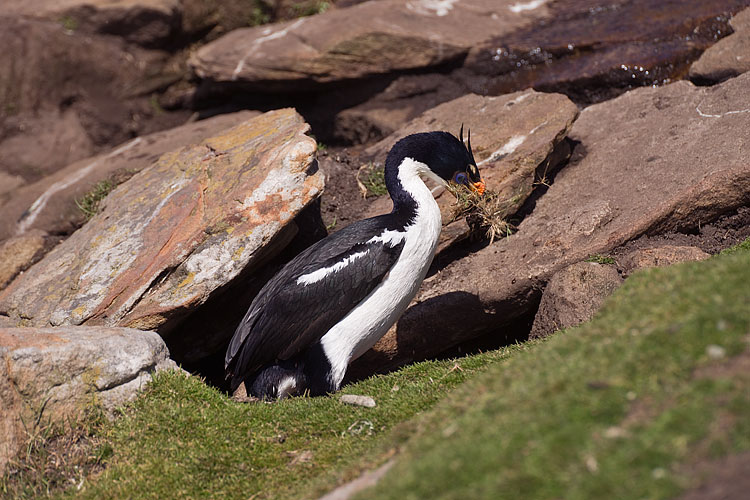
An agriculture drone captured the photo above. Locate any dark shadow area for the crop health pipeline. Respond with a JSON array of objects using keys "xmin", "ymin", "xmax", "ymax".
[
  {"xmin": 344, "ymin": 291, "xmax": 541, "ymax": 384},
  {"xmin": 189, "ymin": 55, "xmax": 468, "ymax": 145}
]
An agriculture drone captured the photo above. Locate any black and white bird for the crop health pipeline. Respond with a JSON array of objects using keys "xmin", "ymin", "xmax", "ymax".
[{"xmin": 225, "ymin": 129, "xmax": 484, "ymax": 399}]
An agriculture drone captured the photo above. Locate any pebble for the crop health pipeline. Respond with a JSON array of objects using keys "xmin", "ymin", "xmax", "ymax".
[
  {"xmin": 706, "ymin": 344, "xmax": 726, "ymax": 359},
  {"xmin": 340, "ymin": 394, "xmax": 377, "ymax": 407}
]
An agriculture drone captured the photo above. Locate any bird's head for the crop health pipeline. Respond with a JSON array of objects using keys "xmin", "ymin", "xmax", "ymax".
[{"xmin": 386, "ymin": 127, "xmax": 485, "ymax": 196}]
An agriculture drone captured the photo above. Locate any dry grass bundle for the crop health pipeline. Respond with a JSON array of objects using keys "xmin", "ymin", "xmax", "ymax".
[{"xmin": 446, "ymin": 184, "xmax": 516, "ymax": 244}]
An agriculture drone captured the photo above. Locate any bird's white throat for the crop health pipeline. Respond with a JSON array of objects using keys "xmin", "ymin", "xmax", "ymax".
[{"xmin": 319, "ymin": 157, "xmax": 443, "ymax": 387}]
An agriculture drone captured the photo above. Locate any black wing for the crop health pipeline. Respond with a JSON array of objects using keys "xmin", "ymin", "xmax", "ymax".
[{"xmin": 225, "ymin": 215, "xmax": 405, "ymax": 389}]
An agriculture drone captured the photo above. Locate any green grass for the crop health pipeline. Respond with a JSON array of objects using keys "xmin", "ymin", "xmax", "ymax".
[
  {"xmin": 4, "ymin": 240, "xmax": 748, "ymax": 500},
  {"xmin": 56, "ymin": 349, "xmax": 514, "ymax": 499},
  {"xmin": 585, "ymin": 254, "xmax": 616, "ymax": 265},
  {"xmin": 74, "ymin": 180, "xmax": 116, "ymax": 220},
  {"xmin": 358, "ymin": 164, "xmax": 388, "ymax": 197},
  {"xmin": 720, "ymin": 236, "xmax": 750, "ymax": 255},
  {"xmin": 358, "ymin": 249, "xmax": 750, "ymax": 500}
]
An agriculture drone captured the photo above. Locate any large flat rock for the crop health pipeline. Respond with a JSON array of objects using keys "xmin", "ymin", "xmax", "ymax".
[
  {"xmin": 352, "ymin": 72, "xmax": 750, "ymax": 374},
  {"xmin": 0, "ymin": 109, "xmax": 323, "ymax": 333},
  {"xmin": 190, "ymin": 0, "xmax": 550, "ymax": 89},
  {"xmin": 690, "ymin": 7, "xmax": 750, "ymax": 83},
  {"xmin": 0, "ymin": 326, "xmax": 176, "ymax": 473},
  {"xmin": 0, "ymin": 111, "xmax": 260, "ymax": 244}
]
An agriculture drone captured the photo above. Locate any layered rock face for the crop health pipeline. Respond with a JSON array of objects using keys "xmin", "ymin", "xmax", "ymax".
[
  {"xmin": 190, "ymin": 0, "xmax": 549, "ymax": 89},
  {"xmin": 0, "ymin": 109, "xmax": 323, "ymax": 334},
  {"xmin": 0, "ymin": 111, "xmax": 261, "ymax": 243}
]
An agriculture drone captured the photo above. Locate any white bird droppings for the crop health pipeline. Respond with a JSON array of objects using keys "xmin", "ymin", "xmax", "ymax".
[{"xmin": 509, "ymin": 0, "xmax": 547, "ymax": 13}]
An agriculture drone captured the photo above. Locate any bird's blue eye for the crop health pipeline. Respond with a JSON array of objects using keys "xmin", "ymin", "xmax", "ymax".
[{"xmin": 453, "ymin": 172, "xmax": 468, "ymax": 185}]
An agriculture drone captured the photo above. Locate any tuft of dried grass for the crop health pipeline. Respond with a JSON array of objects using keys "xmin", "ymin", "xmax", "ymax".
[
  {"xmin": 1, "ymin": 407, "xmax": 109, "ymax": 498},
  {"xmin": 445, "ymin": 184, "xmax": 516, "ymax": 244}
]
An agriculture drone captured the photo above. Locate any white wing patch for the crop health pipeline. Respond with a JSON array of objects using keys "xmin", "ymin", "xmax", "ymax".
[
  {"xmin": 296, "ymin": 250, "xmax": 369, "ymax": 286},
  {"xmin": 368, "ymin": 229, "xmax": 406, "ymax": 246}
]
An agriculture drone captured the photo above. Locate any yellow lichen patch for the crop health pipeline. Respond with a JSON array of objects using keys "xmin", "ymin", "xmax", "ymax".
[
  {"xmin": 125, "ymin": 314, "xmax": 166, "ymax": 331},
  {"xmin": 71, "ymin": 305, "xmax": 88, "ymax": 321},
  {"xmin": 177, "ymin": 272, "xmax": 195, "ymax": 289},
  {"xmin": 232, "ymin": 246, "xmax": 245, "ymax": 261}
]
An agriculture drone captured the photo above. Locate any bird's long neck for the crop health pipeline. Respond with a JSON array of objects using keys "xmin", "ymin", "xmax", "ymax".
[{"xmin": 385, "ymin": 156, "xmax": 435, "ymax": 220}]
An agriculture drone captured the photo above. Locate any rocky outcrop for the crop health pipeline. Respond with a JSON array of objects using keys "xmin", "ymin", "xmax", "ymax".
[
  {"xmin": 0, "ymin": 326, "xmax": 177, "ymax": 473},
  {"xmin": 529, "ymin": 262, "xmax": 623, "ymax": 340},
  {"xmin": 690, "ymin": 7, "xmax": 750, "ymax": 83},
  {"xmin": 332, "ymin": 74, "xmax": 466, "ymax": 144},
  {"xmin": 351, "ymin": 72, "xmax": 750, "ymax": 375},
  {"xmin": 617, "ymin": 245, "xmax": 711, "ymax": 277},
  {"xmin": 190, "ymin": 0, "xmax": 549, "ymax": 89},
  {"xmin": 0, "ymin": 0, "xmax": 181, "ymax": 47},
  {"xmin": 0, "ymin": 230, "xmax": 55, "ymax": 291},
  {"xmin": 0, "ymin": 111, "xmax": 260, "ymax": 244},
  {"xmin": 0, "ymin": 109, "xmax": 323, "ymax": 336}
]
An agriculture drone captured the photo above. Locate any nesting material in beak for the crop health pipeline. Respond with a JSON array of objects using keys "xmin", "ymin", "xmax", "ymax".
[{"xmin": 445, "ymin": 182, "xmax": 516, "ymax": 244}]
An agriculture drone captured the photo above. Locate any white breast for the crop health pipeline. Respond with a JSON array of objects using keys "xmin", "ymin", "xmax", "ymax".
[{"xmin": 319, "ymin": 158, "xmax": 443, "ymax": 388}]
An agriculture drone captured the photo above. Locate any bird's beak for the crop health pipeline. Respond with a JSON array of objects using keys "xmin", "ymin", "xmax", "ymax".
[{"xmin": 470, "ymin": 179, "xmax": 486, "ymax": 196}]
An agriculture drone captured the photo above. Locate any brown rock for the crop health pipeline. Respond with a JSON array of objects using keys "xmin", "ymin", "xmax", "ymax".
[
  {"xmin": 362, "ymin": 91, "xmax": 579, "ymax": 249},
  {"xmin": 0, "ymin": 15, "xmax": 184, "ymax": 181},
  {"xmin": 529, "ymin": 262, "xmax": 623, "ymax": 340},
  {"xmin": 0, "ymin": 0, "xmax": 181, "ymax": 47},
  {"xmin": 351, "ymin": 73, "xmax": 750, "ymax": 375},
  {"xmin": 0, "ymin": 109, "xmax": 323, "ymax": 336},
  {"xmin": 0, "ymin": 111, "xmax": 261, "ymax": 243},
  {"xmin": 0, "ymin": 230, "xmax": 54, "ymax": 291},
  {"xmin": 618, "ymin": 245, "xmax": 711, "ymax": 276},
  {"xmin": 463, "ymin": 0, "xmax": 749, "ymax": 104},
  {"xmin": 190, "ymin": 0, "xmax": 549, "ymax": 89},
  {"xmin": 690, "ymin": 8, "xmax": 750, "ymax": 83},
  {"xmin": 0, "ymin": 108, "xmax": 96, "ymax": 184},
  {"xmin": 0, "ymin": 326, "xmax": 177, "ymax": 473},
  {"xmin": 0, "ymin": 172, "xmax": 24, "ymax": 202},
  {"xmin": 332, "ymin": 74, "xmax": 466, "ymax": 145}
]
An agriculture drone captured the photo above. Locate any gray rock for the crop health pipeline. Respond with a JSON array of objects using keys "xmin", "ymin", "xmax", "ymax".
[
  {"xmin": 690, "ymin": 8, "xmax": 750, "ymax": 83},
  {"xmin": 340, "ymin": 394, "xmax": 377, "ymax": 408},
  {"xmin": 530, "ymin": 262, "xmax": 623, "ymax": 340},
  {"xmin": 0, "ymin": 326, "xmax": 178, "ymax": 473}
]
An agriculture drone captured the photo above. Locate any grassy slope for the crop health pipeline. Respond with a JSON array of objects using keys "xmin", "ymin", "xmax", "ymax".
[
  {"xmin": 19, "ymin": 241, "xmax": 744, "ymax": 499},
  {"xmin": 359, "ymin": 249, "xmax": 750, "ymax": 500},
  {"xmin": 61, "ymin": 345, "xmax": 517, "ymax": 499}
]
